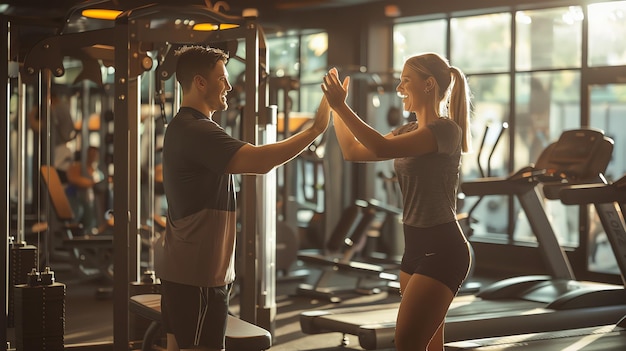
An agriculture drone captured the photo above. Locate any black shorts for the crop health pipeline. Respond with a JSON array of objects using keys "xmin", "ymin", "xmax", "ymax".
[
  {"xmin": 160, "ymin": 280, "xmax": 232, "ymax": 349},
  {"xmin": 400, "ymin": 221, "xmax": 472, "ymax": 294}
]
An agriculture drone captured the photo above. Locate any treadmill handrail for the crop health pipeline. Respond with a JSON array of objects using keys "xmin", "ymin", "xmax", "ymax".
[
  {"xmin": 461, "ymin": 176, "xmax": 536, "ymax": 196},
  {"xmin": 559, "ymin": 178, "xmax": 626, "ymax": 205},
  {"xmin": 462, "ymin": 166, "xmax": 574, "ymax": 197}
]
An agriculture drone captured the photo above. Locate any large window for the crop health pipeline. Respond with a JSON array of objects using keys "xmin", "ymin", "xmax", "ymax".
[
  {"xmin": 588, "ymin": 1, "xmax": 626, "ymax": 67},
  {"xmin": 451, "ymin": 13, "xmax": 511, "ymax": 74},
  {"xmin": 514, "ymin": 71, "xmax": 581, "ymax": 171},
  {"xmin": 516, "ymin": 7, "xmax": 583, "ymax": 70},
  {"xmin": 513, "ymin": 71, "xmax": 581, "ymax": 245},
  {"xmin": 461, "ymin": 74, "xmax": 511, "ymax": 236},
  {"xmin": 512, "ymin": 7, "xmax": 584, "ymax": 246},
  {"xmin": 394, "ymin": 20, "xmax": 446, "ymax": 68}
]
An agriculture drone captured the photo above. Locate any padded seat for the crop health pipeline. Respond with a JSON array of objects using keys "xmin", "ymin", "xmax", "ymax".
[{"xmin": 129, "ymin": 294, "xmax": 272, "ymax": 351}]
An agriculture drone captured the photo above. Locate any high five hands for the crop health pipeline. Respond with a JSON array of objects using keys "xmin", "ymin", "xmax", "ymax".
[
  {"xmin": 322, "ymin": 67, "xmax": 350, "ymax": 112},
  {"xmin": 309, "ymin": 67, "xmax": 350, "ymax": 137}
]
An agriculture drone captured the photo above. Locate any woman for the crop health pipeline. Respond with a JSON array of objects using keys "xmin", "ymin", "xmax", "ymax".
[{"xmin": 321, "ymin": 53, "xmax": 472, "ymax": 351}]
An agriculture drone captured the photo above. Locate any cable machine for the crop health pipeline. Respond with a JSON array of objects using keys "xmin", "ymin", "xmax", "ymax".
[{"xmin": 5, "ymin": 2, "xmax": 276, "ymax": 349}]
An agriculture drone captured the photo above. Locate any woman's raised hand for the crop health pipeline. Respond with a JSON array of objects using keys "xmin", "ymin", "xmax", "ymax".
[{"xmin": 322, "ymin": 67, "xmax": 350, "ymax": 111}]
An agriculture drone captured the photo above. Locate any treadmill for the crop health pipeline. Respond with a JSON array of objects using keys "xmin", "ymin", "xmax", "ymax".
[
  {"xmin": 445, "ymin": 174, "xmax": 626, "ymax": 350},
  {"xmin": 300, "ymin": 128, "xmax": 626, "ymax": 350}
]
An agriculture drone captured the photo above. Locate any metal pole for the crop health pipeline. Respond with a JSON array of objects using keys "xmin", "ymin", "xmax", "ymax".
[
  {"xmin": 256, "ymin": 105, "xmax": 277, "ymax": 335},
  {"xmin": 239, "ymin": 18, "xmax": 260, "ymax": 324},
  {"xmin": 113, "ymin": 20, "xmax": 131, "ymax": 350},
  {"xmin": 1, "ymin": 14, "xmax": 10, "ymax": 351}
]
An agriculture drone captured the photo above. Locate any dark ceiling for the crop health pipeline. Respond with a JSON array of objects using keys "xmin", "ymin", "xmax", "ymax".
[
  {"xmin": 0, "ymin": 0, "xmax": 384, "ymax": 27},
  {"xmin": 1, "ymin": 0, "xmax": 387, "ymax": 62}
]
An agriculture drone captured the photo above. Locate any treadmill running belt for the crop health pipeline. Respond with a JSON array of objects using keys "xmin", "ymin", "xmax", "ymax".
[{"xmin": 446, "ymin": 324, "xmax": 624, "ymax": 350}]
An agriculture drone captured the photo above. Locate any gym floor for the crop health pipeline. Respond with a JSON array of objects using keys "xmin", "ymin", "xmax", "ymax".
[{"xmin": 55, "ymin": 263, "xmax": 406, "ymax": 351}]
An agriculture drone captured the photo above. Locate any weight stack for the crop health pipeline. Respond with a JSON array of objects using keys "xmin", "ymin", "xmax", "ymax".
[
  {"xmin": 14, "ymin": 269, "xmax": 65, "ymax": 351},
  {"xmin": 8, "ymin": 242, "xmax": 38, "ymax": 328}
]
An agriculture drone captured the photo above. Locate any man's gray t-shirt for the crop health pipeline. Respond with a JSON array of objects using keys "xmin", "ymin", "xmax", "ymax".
[
  {"xmin": 393, "ymin": 118, "xmax": 462, "ymax": 228},
  {"xmin": 156, "ymin": 107, "xmax": 246, "ymax": 287}
]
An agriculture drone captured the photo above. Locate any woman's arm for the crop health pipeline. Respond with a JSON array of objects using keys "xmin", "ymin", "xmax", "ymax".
[
  {"xmin": 333, "ymin": 113, "xmax": 390, "ymax": 162},
  {"xmin": 323, "ymin": 68, "xmax": 437, "ymax": 159}
]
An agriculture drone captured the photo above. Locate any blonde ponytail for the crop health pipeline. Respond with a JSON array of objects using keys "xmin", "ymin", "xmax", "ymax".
[{"xmin": 448, "ymin": 66, "xmax": 472, "ymax": 153}]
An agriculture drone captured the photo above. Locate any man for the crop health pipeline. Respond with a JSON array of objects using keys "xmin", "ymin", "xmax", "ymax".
[
  {"xmin": 28, "ymin": 86, "xmax": 76, "ymax": 181},
  {"xmin": 155, "ymin": 45, "xmax": 330, "ymax": 351}
]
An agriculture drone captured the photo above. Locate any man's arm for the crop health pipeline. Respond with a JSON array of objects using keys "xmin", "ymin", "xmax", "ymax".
[
  {"xmin": 66, "ymin": 162, "xmax": 94, "ymax": 189},
  {"xmin": 225, "ymin": 97, "xmax": 330, "ymax": 174}
]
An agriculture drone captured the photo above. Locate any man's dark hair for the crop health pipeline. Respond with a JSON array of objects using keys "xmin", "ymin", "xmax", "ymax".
[{"xmin": 175, "ymin": 46, "xmax": 229, "ymax": 91}]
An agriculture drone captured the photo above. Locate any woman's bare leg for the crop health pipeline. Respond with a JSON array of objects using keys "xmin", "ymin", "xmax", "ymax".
[
  {"xmin": 167, "ymin": 333, "xmax": 180, "ymax": 351},
  {"xmin": 395, "ymin": 271, "xmax": 454, "ymax": 351}
]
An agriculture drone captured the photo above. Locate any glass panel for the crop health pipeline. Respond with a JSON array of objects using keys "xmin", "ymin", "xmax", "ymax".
[
  {"xmin": 589, "ymin": 83, "xmax": 626, "ymax": 179},
  {"xmin": 588, "ymin": 1, "xmax": 626, "ymax": 67},
  {"xmin": 226, "ymin": 51, "xmax": 245, "ymax": 82},
  {"xmin": 460, "ymin": 74, "xmax": 510, "ymax": 237},
  {"xmin": 589, "ymin": 83, "xmax": 626, "ymax": 275},
  {"xmin": 514, "ymin": 71, "xmax": 581, "ymax": 169},
  {"xmin": 451, "ymin": 13, "xmax": 511, "ymax": 74},
  {"xmin": 299, "ymin": 33, "xmax": 327, "ymax": 113},
  {"xmin": 300, "ymin": 32, "xmax": 328, "ymax": 85},
  {"xmin": 299, "ymin": 84, "xmax": 324, "ymax": 117},
  {"xmin": 266, "ymin": 33, "xmax": 327, "ymax": 113},
  {"xmin": 268, "ymin": 35, "xmax": 300, "ymax": 77},
  {"xmin": 587, "ymin": 205, "xmax": 620, "ymax": 275},
  {"xmin": 393, "ymin": 20, "xmax": 447, "ymax": 71},
  {"xmin": 513, "ymin": 71, "xmax": 581, "ymax": 246},
  {"xmin": 516, "ymin": 7, "xmax": 583, "ymax": 70}
]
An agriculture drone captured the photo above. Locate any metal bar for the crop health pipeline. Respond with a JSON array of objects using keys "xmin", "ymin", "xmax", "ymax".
[
  {"xmin": 113, "ymin": 21, "xmax": 131, "ymax": 350},
  {"xmin": 239, "ymin": 18, "xmax": 260, "ymax": 324},
  {"xmin": 594, "ymin": 202, "xmax": 626, "ymax": 286},
  {"xmin": 1, "ymin": 14, "xmax": 9, "ymax": 351},
  {"xmin": 517, "ymin": 188, "xmax": 575, "ymax": 280}
]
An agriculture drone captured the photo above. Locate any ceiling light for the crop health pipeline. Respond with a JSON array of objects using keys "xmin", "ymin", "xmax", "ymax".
[
  {"xmin": 82, "ymin": 9, "xmax": 123, "ymax": 20},
  {"xmin": 193, "ymin": 23, "xmax": 240, "ymax": 31}
]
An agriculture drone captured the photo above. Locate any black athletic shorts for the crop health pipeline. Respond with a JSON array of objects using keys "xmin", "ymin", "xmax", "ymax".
[
  {"xmin": 400, "ymin": 221, "xmax": 472, "ymax": 294},
  {"xmin": 160, "ymin": 279, "xmax": 232, "ymax": 349}
]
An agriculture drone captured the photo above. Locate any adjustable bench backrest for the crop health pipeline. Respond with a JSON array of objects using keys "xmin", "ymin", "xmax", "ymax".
[{"xmin": 40, "ymin": 165, "xmax": 75, "ymax": 222}]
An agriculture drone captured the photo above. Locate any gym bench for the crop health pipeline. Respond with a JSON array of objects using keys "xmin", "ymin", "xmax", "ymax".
[{"xmin": 129, "ymin": 294, "xmax": 272, "ymax": 351}]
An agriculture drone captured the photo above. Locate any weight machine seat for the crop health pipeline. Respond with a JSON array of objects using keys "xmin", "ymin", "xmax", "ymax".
[
  {"xmin": 40, "ymin": 165, "xmax": 114, "ymax": 244},
  {"xmin": 59, "ymin": 234, "xmax": 114, "ymax": 247},
  {"xmin": 40, "ymin": 165, "xmax": 115, "ymax": 282},
  {"xmin": 296, "ymin": 200, "xmax": 401, "ymax": 302},
  {"xmin": 129, "ymin": 294, "xmax": 271, "ymax": 351}
]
